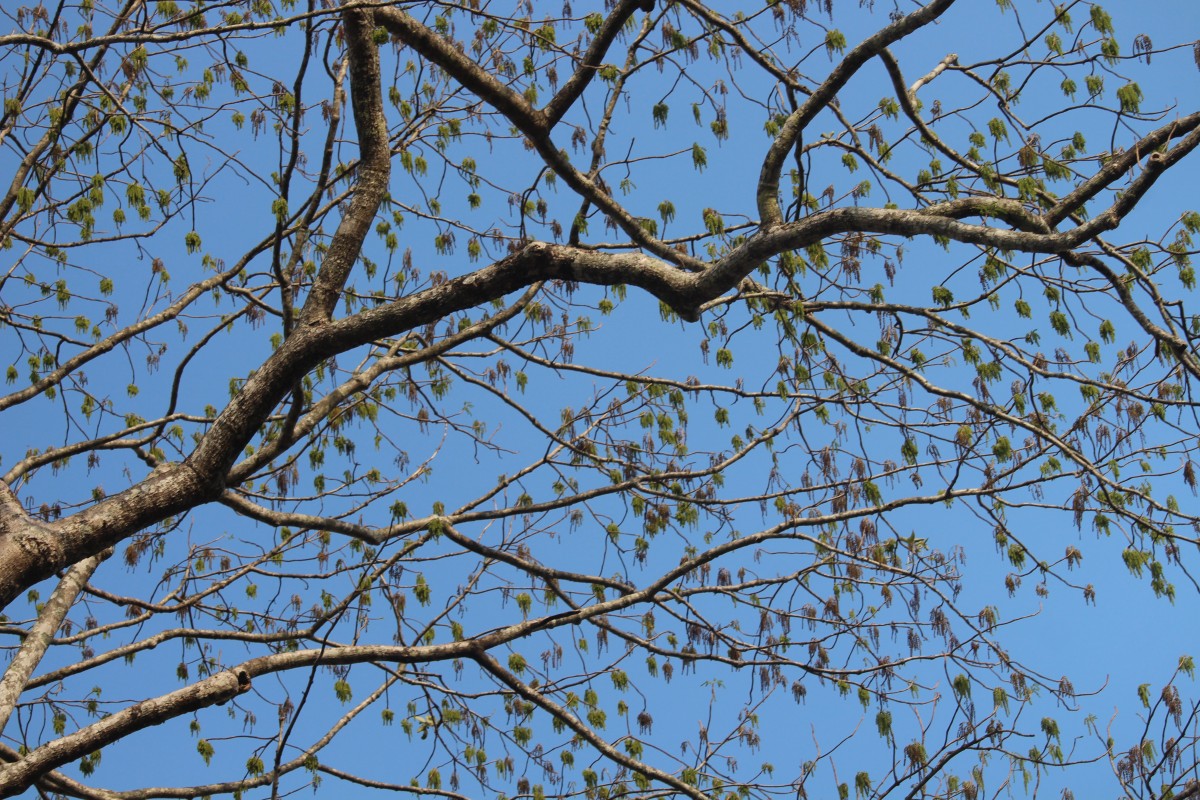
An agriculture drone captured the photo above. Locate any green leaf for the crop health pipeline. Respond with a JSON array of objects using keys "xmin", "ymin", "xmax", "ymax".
[
  {"xmin": 652, "ymin": 102, "xmax": 668, "ymax": 127},
  {"xmin": 825, "ymin": 29, "xmax": 847, "ymax": 57},
  {"xmin": 1117, "ymin": 82, "xmax": 1143, "ymax": 113}
]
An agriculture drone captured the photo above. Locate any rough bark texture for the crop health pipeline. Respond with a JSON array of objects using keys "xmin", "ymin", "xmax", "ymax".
[
  {"xmin": 4, "ymin": 0, "xmax": 1198, "ymax": 611},
  {"xmin": 0, "ymin": 552, "xmax": 107, "ymax": 738},
  {"xmin": 2, "ymin": 0, "xmax": 1199, "ymax": 796}
]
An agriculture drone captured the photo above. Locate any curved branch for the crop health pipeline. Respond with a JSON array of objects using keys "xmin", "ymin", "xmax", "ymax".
[
  {"xmin": 0, "ymin": 669, "xmax": 252, "ymax": 799},
  {"xmin": 756, "ymin": 0, "xmax": 958, "ymax": 226},
  {"xmin": 297, "ymin": 7, "xmax": 390, "ymax": 325},
  {"xmin": 1047, "ymin": 115, "xmax": 1200, "ymax": 226},
  {"xmin": 3, "ymin": 124, "xmax": 1190, "ymax": 610},
  {"xmin": 542, "ymin": 0, "xmax": 651, "ymax": 128},
  {"xmin": 373, "ymin": 3, "xmax": 694, "ymax": 266},
  {"xmin": 0, "ymin": 551, "xmax": 108, "ymax": 737}
]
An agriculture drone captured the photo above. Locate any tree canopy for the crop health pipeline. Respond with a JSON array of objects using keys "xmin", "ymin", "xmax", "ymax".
[{"xmin": 2, "ymin": 0, "xmax": 1200, "ymax": 797}]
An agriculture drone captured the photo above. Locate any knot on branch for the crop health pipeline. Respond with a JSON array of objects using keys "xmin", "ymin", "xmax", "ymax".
[{"xmin": 216, "ymin": 670, "xmax": 252, "ymax": 706}]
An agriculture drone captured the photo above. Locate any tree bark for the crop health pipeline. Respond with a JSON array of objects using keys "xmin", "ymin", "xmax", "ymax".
[{"xmin": 0, "ymin": 551, "xmax": 108, "ymax": 738}]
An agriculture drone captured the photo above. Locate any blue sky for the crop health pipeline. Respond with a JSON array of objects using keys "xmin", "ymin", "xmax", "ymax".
[{"xmin": 3, "ymin": 1, "xmax": 1200, "ymax": 797}]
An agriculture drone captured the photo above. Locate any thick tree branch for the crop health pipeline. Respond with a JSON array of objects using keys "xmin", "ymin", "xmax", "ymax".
[
  {"xmin": 1066, "ymin": 250, "xmax": 1200, "ymax": 378},
  {"xmin": 909, "ymin": 51, "xmax": 958, "ymax": 94},
  {"xmin": 6, "ymin": 3, "xmax": 1200, "ymax": 799},
  {"xmin": 297, "ymin": 8, "xmax": 389, "ymax": 325},
  {"xmin": 0, "ymin": 637, "xmax": 486, "ymax": 798},
  {"xmin": 0, "ymin": 8, "xmax": 391, "ymax": 612},
  {"xmin": 3, "ymin": 118, "xmax": 1190, "ymax": 610},
  {"xmin": 0, "ymin": 744, "xmax": 119, "ymax": 800},
  {"xmin": 0, "ymin": 483, "xmax": 26, "ymax": 537},
  {"xmin": 0, "ymin": 669, "xmax": 252, "ymax": 798},
  {"xmin": 0, "ymin": 551, "xmax": 108, "ymax": 738},
  {"xmin": 374, "ymin": 6, "xmax": 543, "ymax": 131},
  {"xmin": 0, "ymin": 464, "xmax": 207, "ymax": 614},
  {"xmin": 1047, "ymin": 115, "xmax": 1200, "ymax": 226}
]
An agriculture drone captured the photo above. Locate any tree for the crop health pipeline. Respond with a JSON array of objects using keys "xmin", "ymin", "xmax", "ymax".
[{"xmin": 1, "ymin": 0, "xmax": 1200, "ymax": 796}]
